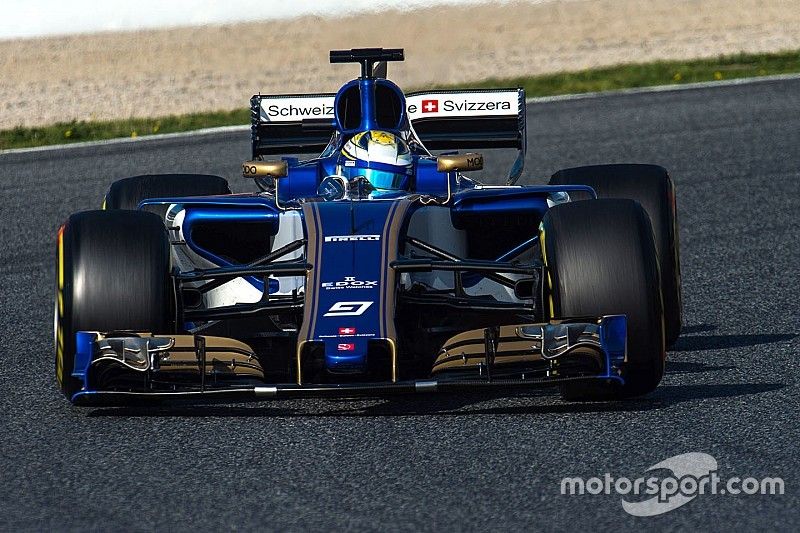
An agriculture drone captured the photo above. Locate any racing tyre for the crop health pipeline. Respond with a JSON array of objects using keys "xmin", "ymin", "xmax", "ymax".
[
  {"xmin": 541, "ymin": 199, "xmax": 665, "ymax": 399},
  {"xmin": 54, "ymin": 210, "xmax": 174, "ymax": 399},
  {"xmin": 103, "ymin": 174, "xmax": 231, "ymax": 216},
  {"xmin": 549, "ymin": 164, "xmax": 681, "ymax": 347}
]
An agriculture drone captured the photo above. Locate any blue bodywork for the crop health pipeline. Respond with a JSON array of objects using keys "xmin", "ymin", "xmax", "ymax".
[
  {"xmin": 303, "ymin": 201, "xmax": 398, "ymax": 371},
  {"xmin": 136, "ymin": 60, "xmax": 603, "ymax": 376},
  {"xmin": 68, "ymin": 49, "xmax": 628, "ymax": 404}
]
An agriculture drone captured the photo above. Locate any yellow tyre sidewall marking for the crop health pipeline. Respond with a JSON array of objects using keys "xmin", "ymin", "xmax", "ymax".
[
  {"xmin": 538, "ymin": 223, "xmax": 555, "ymax": 319},
  {"xmin": 55, "ymin": 226, "xmax": 65, "ymax": 385}
]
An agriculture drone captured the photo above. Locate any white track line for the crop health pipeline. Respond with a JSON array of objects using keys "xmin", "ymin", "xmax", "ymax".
[
  {"xmin": 3, "ymin": 72, "xmax": 800, "ymax": 156},
  {"xmin": 0, "ymin": 124, "xmax": 250, "ymax": 155},
  {"xmin": 525, "ymin": 71, "xmax": 800, "ymax": 103}
]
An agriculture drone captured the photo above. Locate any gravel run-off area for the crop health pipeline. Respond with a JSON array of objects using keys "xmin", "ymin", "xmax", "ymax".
[{"xmin": 1, "ymin": 0, "xmax": 800, "ymax": 128}]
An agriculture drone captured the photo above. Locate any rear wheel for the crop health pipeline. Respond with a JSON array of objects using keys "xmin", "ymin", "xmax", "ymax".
[
  {"xmin": 540, "ymin": 199, "xmax": 665, "ymax": 399},
  {"xmin": 550, "ymin": 164, "xmax": 681, "ymax": 347},
  {"xmin": 54, "ymin": 210, "xmax": 174, "ymax": 399},
  {"xmin": 103, "ymin": 173, "xmax": 231, "ymax": 216}
]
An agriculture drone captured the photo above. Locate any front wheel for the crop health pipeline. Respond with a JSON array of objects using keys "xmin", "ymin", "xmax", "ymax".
[
  {"xmin": 540, "ymin": 199, "xmax": 665, "ymax": 399},
  {"xmin": 550, "ymin": 164, "xmax": 681, "ymax": 347},
  {"xmin": 54, "ymin": 210, "xmax": 175, "ymax": 399}
]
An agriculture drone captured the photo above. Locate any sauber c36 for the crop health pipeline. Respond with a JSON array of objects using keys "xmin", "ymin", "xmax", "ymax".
[{"xmin": 54, "ymin": 48, "xmax": 681, "ymax": 404}]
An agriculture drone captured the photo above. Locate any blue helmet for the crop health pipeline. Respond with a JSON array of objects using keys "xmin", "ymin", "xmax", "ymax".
[{"xmin": 340, "ymin": 130, "xmax": 413, "ymax": 190}]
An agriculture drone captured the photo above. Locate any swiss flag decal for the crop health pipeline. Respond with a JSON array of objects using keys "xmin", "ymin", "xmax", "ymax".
[
  {"xmin": 421, "ymin": 99, "xmax": 439, "ymax": 113},
  {"xmin": 337, "ymin": 343, "xmax": 355, "ymax": 351}
]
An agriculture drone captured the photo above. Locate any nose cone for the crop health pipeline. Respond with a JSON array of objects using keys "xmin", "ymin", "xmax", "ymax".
[
  {"xmin": 302, "ymin": 201, "xmax": 395, "ymax": 374},
  {"xmin": 323, "ymin": 335, "xmax": 368, "ymax": 373}
]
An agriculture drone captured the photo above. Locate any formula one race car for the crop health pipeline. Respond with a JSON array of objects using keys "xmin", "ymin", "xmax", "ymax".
[{"xmin": 54, "ymin": 48, "xmax": 681, "ymax": 405}]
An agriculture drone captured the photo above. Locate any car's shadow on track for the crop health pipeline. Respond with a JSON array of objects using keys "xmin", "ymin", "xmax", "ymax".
[
  {"xmin": 85, "ymin": 323, "xmax": 791, "ymax": 418},
  {"xmin": 86, "ymin": 382, "xmax": 785, "ymax": 419},
  {"xmin": 672, "ymin": 333, "xmax": 797, "ymax": 352},
  {"xmin": 670, "ymin": 323, "xmax": 797, "ymax": 352}
]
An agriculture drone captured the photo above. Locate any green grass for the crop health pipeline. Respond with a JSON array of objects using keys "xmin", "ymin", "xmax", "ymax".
[
  {"xmin": 2, "ymin": 50, "xmax": 799, "ymax": 151},
  {"xmin": 0, "ymin": 109, "xmax": 250, "ymax": 151},
  {"xmin": 448, "ymin": 50, "xmax": 800, "ymax": 97}
]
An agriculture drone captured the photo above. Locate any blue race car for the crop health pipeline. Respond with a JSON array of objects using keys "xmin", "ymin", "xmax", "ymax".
[{"xmin": 54, "ymin": 48, "xmax": 681, "ymax": 404}]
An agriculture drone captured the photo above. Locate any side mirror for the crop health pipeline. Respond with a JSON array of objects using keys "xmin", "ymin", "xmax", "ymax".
[
  {"xmin": 437, "ymin": 153, "xmax": 484, "ymax": 173},
  {"xmin": 242, "ymin": 160, "xmax": 288, "ymax": 179}
]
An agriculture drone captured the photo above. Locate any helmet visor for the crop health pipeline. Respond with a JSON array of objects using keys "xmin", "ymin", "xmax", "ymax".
[{"xmin": 342, "ymin": 166, "xmax": 409, "ymax": 190}]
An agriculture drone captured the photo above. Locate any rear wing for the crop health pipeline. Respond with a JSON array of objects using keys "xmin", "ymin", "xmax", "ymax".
[
  {"xmin": 250, "ymin": 93, "xmax": 336, "ymax": 157},
  {"xmin": 250, "ymin": 87, "xmax": 527, "ymax": 181},
  {"xmin": 406, "ymin": 88, "xmax": 526, "ymax": 182}
]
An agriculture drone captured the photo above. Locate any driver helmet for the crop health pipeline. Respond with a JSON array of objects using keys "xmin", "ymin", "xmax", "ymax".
[{"xmin": 340, "ymin": 130, "xmax": 413, "ymax": 190}]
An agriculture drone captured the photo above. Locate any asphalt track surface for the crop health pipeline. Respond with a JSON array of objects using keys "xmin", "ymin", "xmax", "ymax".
[{"xmin": 1, "ymin": 79, "xmax": 798, "ymax": 531}]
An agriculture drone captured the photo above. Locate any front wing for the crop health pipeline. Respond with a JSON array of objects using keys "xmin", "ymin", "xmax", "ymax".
[{"xmin": 68, "ymin": 315, "xmax": 627, "ymax": 405}]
